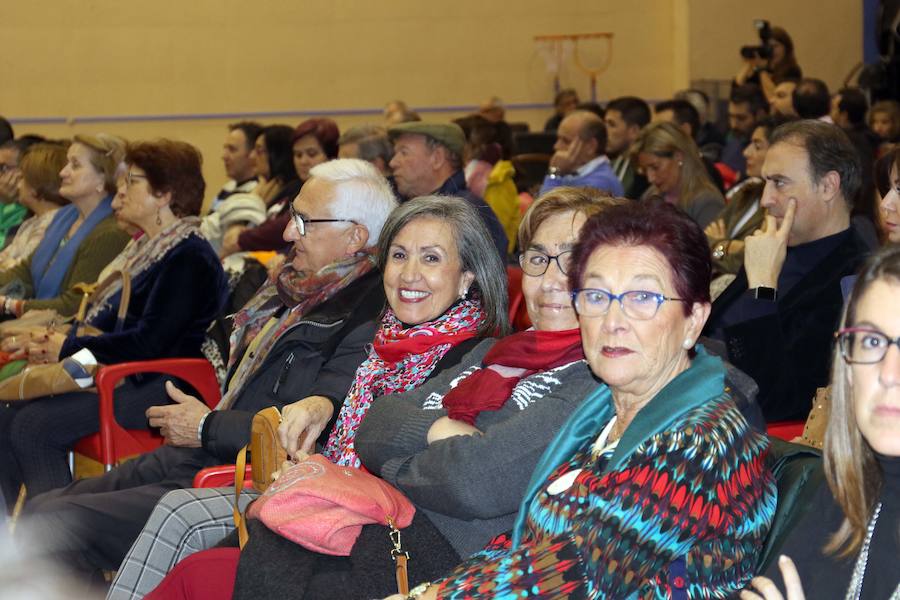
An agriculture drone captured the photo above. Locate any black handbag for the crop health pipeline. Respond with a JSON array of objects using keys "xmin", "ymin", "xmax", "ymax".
[{"xmin": 232, "ymin": 512, "xmax": 461, "ymax": 600}]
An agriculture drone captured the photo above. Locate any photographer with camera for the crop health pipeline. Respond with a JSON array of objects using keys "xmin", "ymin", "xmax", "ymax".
[{"xmin": 734, "ymin": 22, "xmax": 802, "ymax": 103}]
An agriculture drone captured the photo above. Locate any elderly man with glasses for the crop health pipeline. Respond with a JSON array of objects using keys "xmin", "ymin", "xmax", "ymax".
[{"xmin": 17, "ymin": 159, "xmax": 398, "ymax": 584}]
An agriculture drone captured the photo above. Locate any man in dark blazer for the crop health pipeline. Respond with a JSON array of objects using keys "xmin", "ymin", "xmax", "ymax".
[{"xmin": 704, "ymin": 120, "xmax": 869, "ymax": 422}]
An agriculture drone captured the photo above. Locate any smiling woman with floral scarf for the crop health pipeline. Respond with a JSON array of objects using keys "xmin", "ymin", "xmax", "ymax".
[{"xmin": 105, "ymin": 194, "xmax": 509, "ymax": 600}]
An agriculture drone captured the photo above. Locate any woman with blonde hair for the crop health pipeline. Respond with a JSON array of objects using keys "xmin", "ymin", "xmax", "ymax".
[
  {"xmin": 632, "ymin": 121, "xmax": 724, "ymax": 229},
  {"xmin": 746, "ymin": 245, "xmax": 900, "ymax": 600},
  {"xmin": 0, "ymin": 134, "xmax": 130, "ymax": 317}
]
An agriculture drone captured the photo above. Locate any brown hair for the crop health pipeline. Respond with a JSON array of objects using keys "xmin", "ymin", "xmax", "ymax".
[
  {"xmin": 868, "ymin": 100, "xmax": 900, "ymax": 140},
  {"xmin": 124, "ymin": 139, "xmax": 206, "ymax": 217},
  {"xmin": 824, "ymin": 245, "xmax": 900, "ymax": 557},
  {"xmin": 518, "ymin": 186, "xmax": 623, "ymax": 251},
  {"xmin": 72, "ymin": 133, "xmax": 126, "ymax": 196},
  {"xmin": 19, "ymin": 142, "xmax": 70, "ymax": 206}
]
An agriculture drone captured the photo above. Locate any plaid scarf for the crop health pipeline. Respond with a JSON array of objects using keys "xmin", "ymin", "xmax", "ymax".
[
  {"xmin": 215, "ymin": 250, "xmax": 377, "ymax": 411},
  {"xmin": 323, "ymin": 299, "xmax": 485, "ymax": 467}
]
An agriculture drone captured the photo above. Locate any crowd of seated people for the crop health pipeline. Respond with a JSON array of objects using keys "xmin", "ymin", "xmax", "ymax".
[{"xmin": 0, "ymin": 20, "xmax": 899, "ymax": 597}]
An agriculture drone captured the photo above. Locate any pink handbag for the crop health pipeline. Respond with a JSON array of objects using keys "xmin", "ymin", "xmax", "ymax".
[{"xmin": 247, "ymin": 454, "xmax": 415, "ymax": 556}]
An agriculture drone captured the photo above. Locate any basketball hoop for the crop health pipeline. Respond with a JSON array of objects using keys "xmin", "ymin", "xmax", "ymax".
[{"xmin": 533, "ymin": 33, "xmax": 614, "ymax": 101}]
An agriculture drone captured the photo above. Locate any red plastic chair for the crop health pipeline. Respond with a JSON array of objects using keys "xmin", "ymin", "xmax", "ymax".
[
  {"xmin": 73, "ymin": 358, "xmax": 221, "ymax": 472},
  {"xmin": 506, "ymin": 266, "xmax": 532, "ymax": 331},
  {"xmin": 193, "ymin": 464, "xmax": 253, "ymax": 488},
  {"xmin": 766, "ymin": 420, "xmax": 806, "ymax": 441}
]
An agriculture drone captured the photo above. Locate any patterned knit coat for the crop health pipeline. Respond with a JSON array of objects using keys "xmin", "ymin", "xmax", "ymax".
[{"xmin": 438, "ymin": 354, "xmax": 776, "ymax": 599}]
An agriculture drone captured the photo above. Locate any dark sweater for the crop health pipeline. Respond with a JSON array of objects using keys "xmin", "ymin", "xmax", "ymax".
[
  {"xmin": 764, "ymin": 455, "xmax": 900, "ymax": 599},
  {"xmin": 356, "ymin": 339, "xmax": 600, "ymax": 557}
]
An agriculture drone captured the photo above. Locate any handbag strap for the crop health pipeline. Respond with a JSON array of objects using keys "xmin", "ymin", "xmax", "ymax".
[
  {"xmin": 71, "ymin": 269, "xmax": 133, "ymax": 334},
  {"xmin": 234, "ymin": 445, "xmax": 250, "ymax": 549},
  {"xmin": 387, "ymin": 516, "xmax": 410, "ymax": 595}
]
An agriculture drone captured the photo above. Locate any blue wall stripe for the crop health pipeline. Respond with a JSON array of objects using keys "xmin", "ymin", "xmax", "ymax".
[{"xmin": 8, "ymin": 102, "xmax": 555, "ymax": 126}]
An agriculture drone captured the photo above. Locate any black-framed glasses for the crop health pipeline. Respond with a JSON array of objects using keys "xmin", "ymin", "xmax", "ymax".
[
  {"xmin": 519, "ymin": 249, "xmax": 573, "ymax": 277},
  {"xmin": 572, "ymin": 288, "xmax": 686, "ymax": 320},
  {"xmin": 288, "ymin": 201, "xmax": 357, "ymax": 237},
  {"xmin": 125, "ymin": 171, "xmax": 148, "ymax": 187},
  {"xmin": 836, "ymin": 327, "xmax": 900, "ymax": 364}
]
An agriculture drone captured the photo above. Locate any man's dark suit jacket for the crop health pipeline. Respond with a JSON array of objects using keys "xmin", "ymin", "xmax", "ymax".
[{"xmin": 704, "ymin": 229, "xmax": 870, "ymax": 422}]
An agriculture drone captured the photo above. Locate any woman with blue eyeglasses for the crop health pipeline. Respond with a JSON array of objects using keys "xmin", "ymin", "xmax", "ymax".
[
  {"xmin": 746, "ymin": 245, "xmax": 900, "ymax": 600},
  {"xmin": 397, "ymin": 200, "xmax": 776, "ymax": 600}
]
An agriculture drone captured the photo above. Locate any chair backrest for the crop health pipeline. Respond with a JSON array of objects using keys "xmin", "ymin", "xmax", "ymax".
[
  {"xmin": 513, "ymin": 132, "xmax": 556, "ymax": 155},
  {"xmin": 756, "ymin": 437, "xmax": 825, "ymax": 573}
]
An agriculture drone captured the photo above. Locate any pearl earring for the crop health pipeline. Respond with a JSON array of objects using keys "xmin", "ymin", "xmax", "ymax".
[
  {"xmin": 460, "ymin": 288, "xmax": 469, "ymax": 300},
  {"xmin": 682, "ymin": 339, "xmax": 693, "ymax": 349}
]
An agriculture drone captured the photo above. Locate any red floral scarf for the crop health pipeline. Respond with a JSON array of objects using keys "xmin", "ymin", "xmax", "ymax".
[{"xmin": 323, "ymin": 299, "xmax": 485, "ymax": 467}]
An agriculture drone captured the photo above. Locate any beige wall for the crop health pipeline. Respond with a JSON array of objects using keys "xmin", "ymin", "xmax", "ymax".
[
  {"xmin": 1, "ymin": 1, "xmax": 862, "ymax": 206},
  {"xmin": 688, "ymin": 0, "xmax": 862, "ymax": 89}
]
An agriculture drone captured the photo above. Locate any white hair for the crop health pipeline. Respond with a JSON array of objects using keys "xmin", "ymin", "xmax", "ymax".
[{"xmin": 308, "ymin": 159, "xmax": 397, "ymax": 245}]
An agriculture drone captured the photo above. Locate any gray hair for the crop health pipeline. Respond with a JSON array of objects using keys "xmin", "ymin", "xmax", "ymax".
[
  {"xmin": 424, "ymin": 136, "xmax": 463, "ymax": 171},
  {"xmin": 308, "ymin": 158, "xmax": 398, "ymax": 245},
  {"xmin": 377, "ymin": 195, "xmax": 510, "ymax": 337},
  {"xmin": 338, "ymin": 125, "xmax": 394, "ymax": 165}
]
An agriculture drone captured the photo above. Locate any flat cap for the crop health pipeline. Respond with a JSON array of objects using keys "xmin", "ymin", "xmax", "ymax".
[{"xmin": 387, "ymin": 122, "xmax": 466, "ymax": 157}]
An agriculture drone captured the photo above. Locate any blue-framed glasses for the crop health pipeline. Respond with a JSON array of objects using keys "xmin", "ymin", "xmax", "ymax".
[{"xmin": 572, "ymin": 288, "xmax": 686, "ymax": 320}]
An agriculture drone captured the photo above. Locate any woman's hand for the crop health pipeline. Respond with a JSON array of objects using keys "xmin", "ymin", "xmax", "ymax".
[
  {"xmin": 426, "ymin": 416, "xmax": 481, "ymax": 444},
  {"xmin": 704, "ymin": 219, "xmax": 726, "ymax": 242},
  {"xmin": 740, "ymin": 555, "xmax": 806, "ymax": 600},
  {"xmin": 254, "ymin": 177, "xmax": 280, "ymax": 204},
  {"xmin": 1, "ymin": 333, "xmax": 28, "ymax": 357},
  {"xmin": 25, "ymin": 330, "xmax": 67, "ymax": 364},
  {"xmin": 220, "ymin": 225, "xmax": 247, "ymax": 258},
  {"xmin": 278, "ymin": 395, "xmax": 335, "ymax": 458}
]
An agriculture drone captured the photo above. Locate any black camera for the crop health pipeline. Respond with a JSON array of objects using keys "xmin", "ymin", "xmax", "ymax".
[{"xmin": 740, "ymin": 19, "xmax": 773, "ymax": 60}]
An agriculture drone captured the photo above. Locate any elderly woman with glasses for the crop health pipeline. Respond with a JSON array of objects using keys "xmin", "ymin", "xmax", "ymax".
[
  {"xmin": 395, "ymin": 200, "xmax": 776, "ymax": 599},
  {"xmin": 0, "ymin": 139, "xmax": 228, "ymax": 505},
  {"xmin": 746, "ymin": 245, "xmax": 900, "ymax": 600}
]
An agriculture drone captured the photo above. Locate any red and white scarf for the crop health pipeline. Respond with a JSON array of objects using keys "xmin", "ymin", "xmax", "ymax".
[{"xmin": 440, "ymin": 327, "xmax": 584, "ymax": 425}]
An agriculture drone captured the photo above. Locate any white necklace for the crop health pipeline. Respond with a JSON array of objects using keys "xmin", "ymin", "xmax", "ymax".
[{"xmin": 844, "ymin": 502, "xmax": 900, "ymax": 600}]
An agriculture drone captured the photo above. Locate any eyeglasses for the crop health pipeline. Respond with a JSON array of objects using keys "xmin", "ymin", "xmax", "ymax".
[
  {"xmin": 125, "ymin": 171, "xmax": 148, "ymax": 187},
  {"xmin": 519, "ymin": 249, "xmax": 573, "ymax": 277},
  {"xmin": 288, "ymin": 201, "xmax": 356, "ymax": 237},
  {"xmin": 836, "ymin": 327, "xmax": 900, "ymax": 364},
  {"xmin": 572, "ymin": 288, "xmax": 686, "ymax": 320}
]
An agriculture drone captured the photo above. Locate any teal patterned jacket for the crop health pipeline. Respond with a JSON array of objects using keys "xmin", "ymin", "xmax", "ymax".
[{"xmin": 437, "ymin": 350, "xmax": 776, "ymax": 599}]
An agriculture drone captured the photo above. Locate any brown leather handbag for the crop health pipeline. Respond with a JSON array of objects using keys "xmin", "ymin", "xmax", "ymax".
[{"xmin": 233, "ymin": 406, "xmax": 289, "ymax": 547}]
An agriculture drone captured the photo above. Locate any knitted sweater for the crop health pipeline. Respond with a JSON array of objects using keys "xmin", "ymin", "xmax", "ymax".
[
  {"xmin": 0, "ymin": 214, "xmax": 130, "ymax": 316},
  {"xmin": 355, "ymin": 338, "xmax": 600, "ymax": 558},
  {"xmin": 437, "ymin": 392, "xmax": 776, "ymax": 599}
]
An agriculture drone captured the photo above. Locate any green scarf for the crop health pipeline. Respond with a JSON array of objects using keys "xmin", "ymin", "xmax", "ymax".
[
  {"xmin": 510, "ymin": 346, "xmax": 726, "ymax": 546},
  {"xmin": 0, "ymin": 203, "xmax": 27, "ymax": 249}
]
